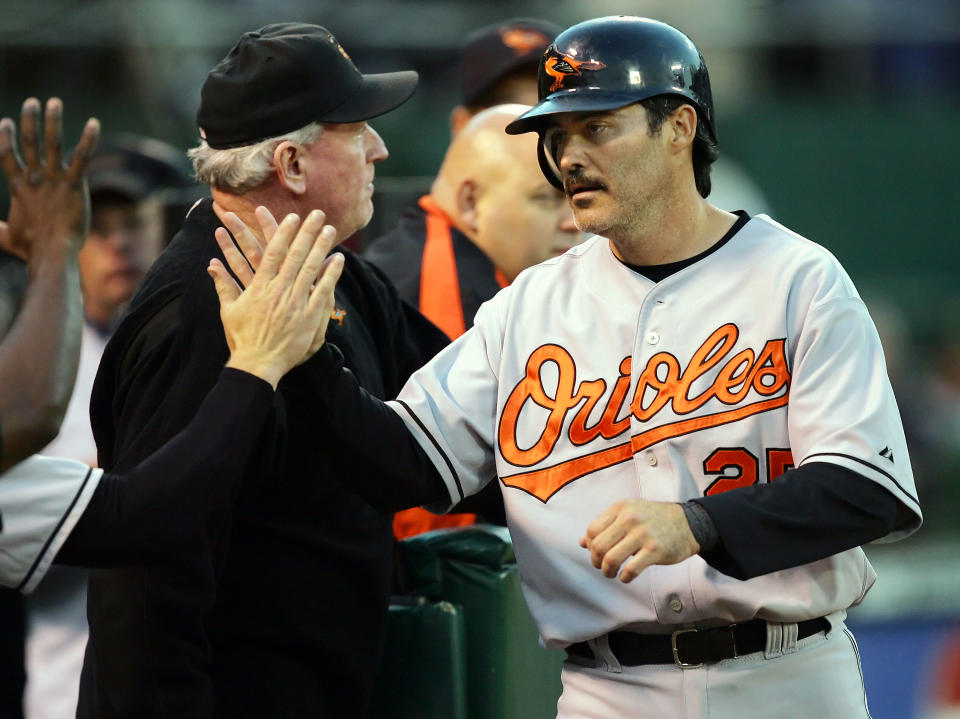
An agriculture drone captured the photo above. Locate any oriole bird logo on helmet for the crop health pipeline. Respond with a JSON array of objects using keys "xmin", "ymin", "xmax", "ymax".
[{"xmin": 543, "ymin": 51, "xmax": 606, "ymax": 92}]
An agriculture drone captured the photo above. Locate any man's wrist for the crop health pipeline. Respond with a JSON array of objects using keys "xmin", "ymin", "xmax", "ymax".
[{"xmin": 225, "ymin": 352, "xmax": 283, "ymax": 390}]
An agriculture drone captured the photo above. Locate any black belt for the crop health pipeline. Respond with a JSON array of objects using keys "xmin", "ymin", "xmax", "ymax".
[{"xmin": 566, "ymin": 617, "xmax": 830, "ymax": 668}]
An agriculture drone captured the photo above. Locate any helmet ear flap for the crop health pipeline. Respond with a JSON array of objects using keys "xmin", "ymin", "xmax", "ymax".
[{"xmin": 537, "ymin": 135, "xmax": 564, "ymax": 191}]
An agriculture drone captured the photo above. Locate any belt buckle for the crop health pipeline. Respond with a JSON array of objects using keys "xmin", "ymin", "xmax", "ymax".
[{"xmin": 671, "ymin": 628, "xmax": 703, "ymax": 669}]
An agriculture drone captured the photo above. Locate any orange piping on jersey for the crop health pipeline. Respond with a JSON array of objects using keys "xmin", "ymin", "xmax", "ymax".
[
  {"xmin": 418, "ymin": 195, "xmax": 467, "ymax": 340},
  {"xmin": 494, "ymin": 268, "xmax": 510, "ymax": 289},
  {"xmin": 501, "ymin": 393, "xmax": 790, "ymax": 503}
]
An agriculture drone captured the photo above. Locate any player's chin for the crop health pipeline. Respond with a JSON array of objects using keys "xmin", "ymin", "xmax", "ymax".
[{"xmin": 571, "ymin": 209, "xmax": 608, "ymax": 237}]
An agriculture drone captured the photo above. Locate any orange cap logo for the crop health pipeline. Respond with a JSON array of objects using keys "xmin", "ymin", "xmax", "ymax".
[
  {"xmin": 544, "ymin": 52, "xmax": 607, "ymax": 92},
  {"xmin": 499, "ymin": 28, "xmax": 549, "ymax": 56}
]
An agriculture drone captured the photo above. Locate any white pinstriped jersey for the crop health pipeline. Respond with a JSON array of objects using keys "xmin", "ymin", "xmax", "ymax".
[
  {"xmin": 390, "ymin": 214, "xmax": 921, "ymax": 649},
  {"xmin": 0, "ymin": 455, "xmax": 102, "ymax": 593}
]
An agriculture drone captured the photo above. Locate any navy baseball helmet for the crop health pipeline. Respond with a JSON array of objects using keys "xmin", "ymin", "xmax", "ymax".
[{"xmin": 505, "ymin": 16, "xmax": 717, "ymax": 189}]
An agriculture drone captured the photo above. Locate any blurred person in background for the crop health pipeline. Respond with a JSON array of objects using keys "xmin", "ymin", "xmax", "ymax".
[
  {"xmin": 0, "ymin": 96, "xmax": 98, "ymax": 719},
  {"xmin": 449, "ymin": 18, "xmax": 560, "ymax": 136},
  {"xmin": 20, "ymin": 136, "xmax": 190, "ymax": 719},
  {"xmin": 365, "ymin": 103, "xmax": 580, "ymax": 539},
  {"xmin": 364, "ymin": 18, "xmax": 559, "ymax": 244},
  {"xmin": 364, "ymin": 18, "xmax": 559, "ymax": 536}
]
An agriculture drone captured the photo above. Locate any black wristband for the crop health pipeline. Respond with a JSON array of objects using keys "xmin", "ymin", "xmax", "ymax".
[{"xmin": 681, "ymin": 500, "xmax": 719, "ymax": 552}]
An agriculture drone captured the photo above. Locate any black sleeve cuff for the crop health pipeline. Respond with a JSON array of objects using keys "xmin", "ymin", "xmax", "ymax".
[
  {"xmin": 681, "ymin": 500, "xmax": 719, "ymax": 552},
  {"xmin": 280, "ymin": 343, "xmax": 345, "ymax": 390}
]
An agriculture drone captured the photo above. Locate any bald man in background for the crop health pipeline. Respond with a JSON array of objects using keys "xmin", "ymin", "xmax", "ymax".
[{"xmin": 365, "ymin": 104, "xmax": 580, "ymax": 538}]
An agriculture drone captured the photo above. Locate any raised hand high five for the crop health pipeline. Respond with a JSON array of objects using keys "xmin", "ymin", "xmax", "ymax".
[{"xmin": 208, "ymin": 208, "xmax": 343, "ymax": 389}]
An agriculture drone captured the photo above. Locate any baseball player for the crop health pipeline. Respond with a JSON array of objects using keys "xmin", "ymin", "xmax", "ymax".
[
  {"xmin": 219, "ymin": 16, "xmax": 921, "ymax": 719},
  {"xmin": 0, "ymin": 95, "xmax": 345, "ymax": 591}
]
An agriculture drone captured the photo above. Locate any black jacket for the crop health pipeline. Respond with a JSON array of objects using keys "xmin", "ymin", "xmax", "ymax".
[
  {"xmin": 81, "ymin": 199, "xmax": 448, "ymax": 719},
  {"xmin": 364, "ymin": 202, "xmax": 501, "ymax": 334}
]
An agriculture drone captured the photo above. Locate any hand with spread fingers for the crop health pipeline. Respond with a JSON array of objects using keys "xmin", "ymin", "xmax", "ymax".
[
  {"xmin": 579, "ymin": 499, "xmax": 700, "ymax": 583},
  {"xmin": 0, "ymin": 98, "xmax": 101, "ymax": 470},
  {"xmin": 0, "ymin": 97, "xmax": 100, "ymax": 260},
  {"xmin": 208, "ymin": 209, "xmax": 343, "ymax": 389}
]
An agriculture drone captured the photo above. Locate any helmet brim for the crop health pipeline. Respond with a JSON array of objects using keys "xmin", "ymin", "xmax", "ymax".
[{"xmin": 504, "ymin": 91, "xmax": 641, "ymax": 135}]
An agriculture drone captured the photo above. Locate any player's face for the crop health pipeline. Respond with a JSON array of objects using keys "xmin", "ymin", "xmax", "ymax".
[
  {"xmin": 300, "ymin": 122, "xmax": 388, "ymax": 240},
  {"xmin": 474, "ymin": 159, "xmax": 580, "ymax": 282},
  {"xmin": 543, "ymin": 104, "xmax": 670, "ymax": 241},
  {"xmin": 79, "ymin": 198, "xmax": 164, "ymax": 327}
]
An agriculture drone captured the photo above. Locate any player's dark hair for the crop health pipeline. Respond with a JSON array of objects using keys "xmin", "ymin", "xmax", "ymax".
[{"xmin": 640, "ymin": 96, "xmax": 719, "ymax": 198}]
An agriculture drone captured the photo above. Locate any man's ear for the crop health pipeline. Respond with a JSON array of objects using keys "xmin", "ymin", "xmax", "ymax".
[
  {"xmin": 455, "ymin": 179, "xmax": 480, "ymax": 236},
  {"xmin": 273, "ymin": 141, "xmax": 307, "ymax": 195},
  {"xmin": 668, "ymin": 105, "xmax": 698, "ymax": 154}
]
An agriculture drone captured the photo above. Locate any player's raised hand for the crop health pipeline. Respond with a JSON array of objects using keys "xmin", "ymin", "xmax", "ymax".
[
  {"xmin": 207, "ymin": 208, "xmax": 343, "ymax": 389},
  {"xmin": 579, "ymin": 499, "xmax": 700, "ymax": 583},
  {"xmin": 0, "ymin": 98, "xmax": 100, "ymax": 260}
]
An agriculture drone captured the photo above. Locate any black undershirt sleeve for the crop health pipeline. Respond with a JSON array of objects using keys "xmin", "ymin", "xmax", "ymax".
[
  {"xmin": 55, "ymin": 367, "xmax": 275, "ymax": 566},
  {"xmin": 282, "ymin": 343, "xmax": 448, "ymax": 512},
  {"xmin": 689, "ymin": 462, "xmax": 904, "ymax": 580}
]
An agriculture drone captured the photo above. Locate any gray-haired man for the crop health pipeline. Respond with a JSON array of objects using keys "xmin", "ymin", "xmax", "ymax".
[{"xmin": 80, "ymin": 24, "xmax": 448, "ymax": 718}]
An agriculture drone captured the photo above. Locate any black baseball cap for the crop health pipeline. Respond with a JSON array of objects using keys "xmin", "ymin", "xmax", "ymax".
[
  {"xmin": 198, "ymin": 23, "xmax": 419, "ymax": 149},
  {"xmin": 87, "ymin": 136, "xmax": 192, "ymax": 200},
  {"xmin": 460, "ymin": 18, "xmax": 561, "ymax": 107}
]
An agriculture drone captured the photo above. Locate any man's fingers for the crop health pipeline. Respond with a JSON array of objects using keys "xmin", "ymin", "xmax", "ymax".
[
  {"xmin": 219, "ymin": 211, "xmax": 265, "ymax": 271},
  {"xmin": 19, "ymin": 98, "xmax": 41, "ymax": 173},
  {"xmin": 259, "ymin": 212, "xmax": 300, "ymax": 277},
  {"xmin": 292, "ymin": 224, "xmax": 336, "ymax": 297},
  {"xmin": 618, "ymin": 548, "xmax": 655, "ymax": 583},
  {"xmin": 590, "ymin": 523, "xmax": 630, "ymax": 572},
  {"xmin": 278, "ymin": 209, "xmax": 328, "ymax": 285},
  {"xmin": 307, "ymin": 252, "xmax": 344, "ymax": 314},
  {"xmin": 255, "ymin": 205, "xmax": 283, "ymax": 244},
  {"xmin": 65, "ymin": 117, "xmax": 100, "ymax": 184},
  {"xmin": 43, "ymin": 98, "xmax": 63, "ymax": 172},
  {"xmin": 214, "ymin": 227, "xmax": 255, "ymax": 288},
  {"xmin": 207, "ymin": 259, "xmax": 241, "ymax": 307},
  {"xmin": 0, "ymin": 118, "xmax": 21, "ymax": 181},
  {"xmin": 584, "ymin": 503, "xmax": 620, "ymax": 545}
]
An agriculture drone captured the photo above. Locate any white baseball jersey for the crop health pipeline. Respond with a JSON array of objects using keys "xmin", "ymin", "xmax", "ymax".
[
  {"xmin": 0, "ymin": 455, "xmax": 102, "ymax": 593},
  {"xmin": 390, "ymin": 214, "xmax": 922, "ymax": 650}
]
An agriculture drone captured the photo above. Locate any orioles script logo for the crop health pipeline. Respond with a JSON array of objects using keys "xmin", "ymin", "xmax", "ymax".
[{"xmin": 498, "ymin": 324, "xmax": 790, "ymax": 502}]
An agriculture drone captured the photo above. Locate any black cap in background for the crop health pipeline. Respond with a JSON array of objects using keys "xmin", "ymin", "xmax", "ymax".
[
  {"xmin": 459, "ymin": 18, "xmax": 561, "ymax": 106},
  {"xmin": 87, "ymin": 136, "xmax": 192, "ymax": 201}
]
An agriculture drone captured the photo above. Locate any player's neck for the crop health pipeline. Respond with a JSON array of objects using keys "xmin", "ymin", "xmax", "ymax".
[{"xmin": 609, "ymin": 195, "xmax": 736, "ymax": 267}]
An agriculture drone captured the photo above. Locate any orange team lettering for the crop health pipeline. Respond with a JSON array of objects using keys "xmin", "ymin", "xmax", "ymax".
[{"xmin": 498, "ymin": 324, "xmax": 790, "ymax": 471}]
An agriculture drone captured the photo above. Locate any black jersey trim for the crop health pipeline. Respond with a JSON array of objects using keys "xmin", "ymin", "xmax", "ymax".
[
  {"xmin": 621, "ymin": 210, "xmax": 751, "ymax": 281},
  {"xmin": 18, "ymin": 465, "xmax": 95, "ymax": 591},
  {"xmin": 803, "ymin": 452, "xmax": 919, "ymax": 506},
  {"xmin": 395, "ymin": 400, "xmax": 466, "ymax": 502}
]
